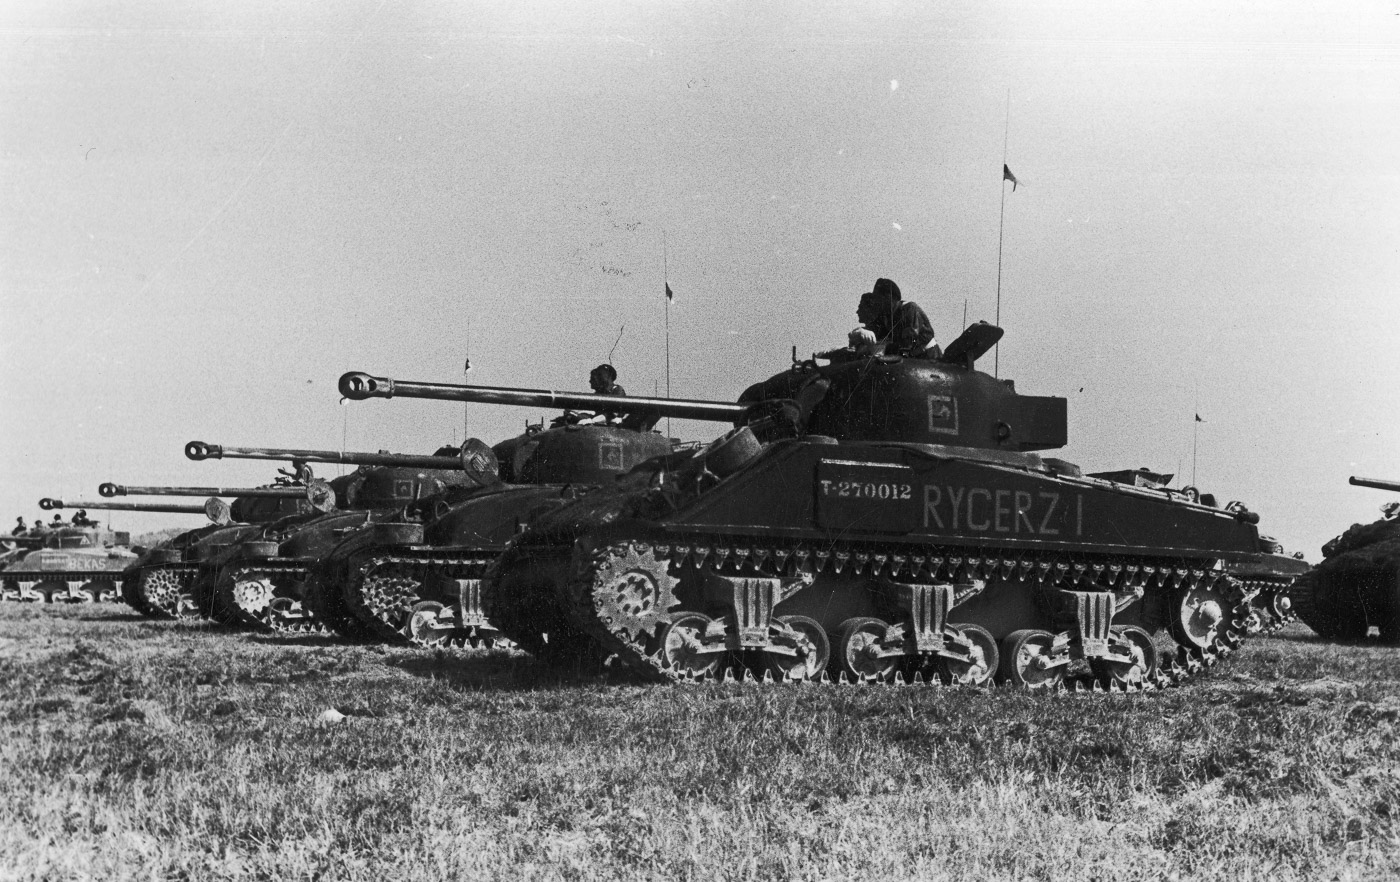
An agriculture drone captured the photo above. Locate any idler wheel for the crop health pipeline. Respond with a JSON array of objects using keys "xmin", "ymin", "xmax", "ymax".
[
  {"xmin": 231, "ymin": 572, "xmax": 276, "ymax": 621},
  {"xmin": 764, "ymin": 615, "xmax": 830, "ymax": 682},
  {"xmin": 657, "ymin": 612, "xmax": 725, "ymax": 678},
  {"xmin": 1090, "ymin": 625, "xmax": 1159, "ymax": 688},
  {"xmin": 997, "ymin": 629, "xmax": 1064, "ymax": 692},
  {"xmin": 1170, "ymin": 584, "xmax": 1230, "ymax": 651},
  {"xmin": 834, "ymin": 617, "xmax": 898, "ymax": 683},
  {"xmin": 936, "ymin": 624, "xmax": 999, "ymax": 687}
]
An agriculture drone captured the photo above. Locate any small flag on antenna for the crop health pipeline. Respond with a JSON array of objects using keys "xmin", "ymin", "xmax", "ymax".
[
  {"xmin": 665, "ymin": 282, "xmax": 674, "ymax": 301},
  {"xmin": 1003, "ymin": 164, "xmax": 1020, "ymax": 191},
  {"xmin": 1195, "ymin": 414, "xmax": 1203, "ymax": 423}
]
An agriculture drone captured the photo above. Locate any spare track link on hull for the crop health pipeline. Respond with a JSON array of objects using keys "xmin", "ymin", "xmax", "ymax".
[
  {"xmin": 2, "ymin": 574, "xmax": 122, "ymax": 603},
  {"xmin": 563, "ymin": 536, "xmax": 1289, "ymax": 692},
  {"xmin": 343, "ymin": 550, "xmax": 497, "ymax": 647},
  {"xmin": 218, "ymin": 562, "xmax": 325, "ymax": 634},
  {"xmin": 127, "ymin": 565, "xmax": 202, "ymax": 620}
]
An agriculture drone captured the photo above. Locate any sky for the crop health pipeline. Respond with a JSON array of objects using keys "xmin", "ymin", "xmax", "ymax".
[{"xmin": 1, "ymin": 1, "xmax": 1397, "ymax": 557}]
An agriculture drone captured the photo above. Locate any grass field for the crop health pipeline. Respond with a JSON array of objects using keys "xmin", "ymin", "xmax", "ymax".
[{"xmin": 0, "ymin": 603, "xmax": 1396, "ymax": 881}]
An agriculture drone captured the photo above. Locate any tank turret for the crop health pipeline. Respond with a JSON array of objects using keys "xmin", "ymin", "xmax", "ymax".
[
  {"xmin": 339, "ymin": 323, "xmax": 1067, "ymax": 453},
  {"xmin": 1292, "ymin": 476, "xmax": 1400, "ymax": 642}
]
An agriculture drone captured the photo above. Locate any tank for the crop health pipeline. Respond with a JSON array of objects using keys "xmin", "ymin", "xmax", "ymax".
[
  {"xmin": 113, "ymin": 474, "xmax": 340, "ymax": 620},
  {"xmin": 181, "ymin": 441, "xmax": 496, "ymax": 632},
  {"xmin": 0, "ymin": 506, "xmax": 142, "ymax": 603},
  {"xmin": 1291, "ymin": 476, "xmax": 1400, "ymax": 642},
  {"xmin": 312, "ymin": 375, "xmax": 684, "ymax": 645},
  {"xmin": 463, "ymin": 322, "xmax": 1310, "ymax": 689}
]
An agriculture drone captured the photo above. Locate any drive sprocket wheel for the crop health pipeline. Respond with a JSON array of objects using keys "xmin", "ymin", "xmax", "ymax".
[
  {"xmin": 220, "ymin": 568, "xmax": 276, "ymax": 630},
  {"xmin": 138, "ymin": 568, "xmax": 199, "ymax": 619},
  {"xmin": 588, "ymin": 543, "xmax": 681, "ymax": 645}
]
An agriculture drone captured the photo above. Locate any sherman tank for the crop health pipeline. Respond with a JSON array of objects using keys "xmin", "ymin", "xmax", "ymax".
[
  {"xmin": 446, "ymin": 322, "xmax": 1310, "ymax": 689},
  {"xmin": 319, "ymin": 376, "xmax": 686, "ymax": 646},
  {"xmin": 0, "ymin": 509, "xmax": 141, "ymax": 603},
  {"xmin": 31, "ymin": 497, "xmax": 228, "ymax": 610},
  {"xmin": 114, "ymin": 474, "xmax": 340, "ymax": 620},
  {"xmin": 180, "ymin": 441, "xmax": 495, "ymax": 632},
  {"xmin": 1291, "ymin": 476, "xmax": 1400, "ymax": 642}
]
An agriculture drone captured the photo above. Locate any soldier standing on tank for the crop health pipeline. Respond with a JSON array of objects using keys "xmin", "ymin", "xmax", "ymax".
[{"xmin": 849, "ymin": 278, "xmax": 939, "ymax": 358}]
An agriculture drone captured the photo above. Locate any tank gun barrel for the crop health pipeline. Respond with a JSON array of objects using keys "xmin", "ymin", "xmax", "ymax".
[
  {"xmin": 40, "ymin": 497, "xmax": 212, "ymax": 515},
  {"xmin": 338, "ymin": 372, "xmax": 749, "ymax": 423},
  {"xmin": 1349, "ymin": 476, "xmax": 1400, "ymax": 493},
  {"xmin": 100, "ymin": 482, "xmax": 308, "ymax": 499},
  {"xmin": 184, "ymin": 441, "xmax": 470, "ymax": 470}
]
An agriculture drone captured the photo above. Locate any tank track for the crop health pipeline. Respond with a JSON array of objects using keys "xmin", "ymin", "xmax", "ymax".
[
  {"xmin": 554, "ymin": 535, "xmax": 1291, "ymax": 692},
  {"xmin": 216, "ymin": 562, "xmax": 326, "ymax": 634},
  {"xmin": 124, "ymin": 564, "xmax": 203, "ymax": 620},
  {"xmin": 1, "ymin": 573, "xmax": 124, "ymax": 603},
  {"xmin": 301, "ymin": 570, "xmax": 381, "ymax": 642},
  {"xmin": 1238, "ymin": 578, "xmax": 1299, "ymax": 637},
  {"xmin": 342, "ymin": 550, "xmax": 502, "ymax": 648}
]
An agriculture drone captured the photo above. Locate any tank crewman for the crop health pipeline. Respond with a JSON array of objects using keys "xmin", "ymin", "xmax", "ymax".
[
  {"xmin": 12, "ymin": 516, "xmax": 26, "ymax": 536},
  {"xmin": 72, "ymin": 510, "xmax": 95, "ymax": 527},
  {"xmin": 848, "ymin": 278, "xmax": 939, "ymax": 358},
  {"xmin": 581, "ymin": 364, "xmax": 627, "ymax": 425},
  {"xmin": 51, "ymin": 514, "xmax": 63, "ymax": 527},
  {"xmin": 589, "ymin": 363, "xmax": 627, "ymax": 397},
  {"xmin": 32, "ymin": 519, "xmax": 45, "ymax": 533}
]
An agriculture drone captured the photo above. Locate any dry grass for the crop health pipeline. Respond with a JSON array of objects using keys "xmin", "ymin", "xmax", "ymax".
[{"xmin": 0, "ymin": 602, "xmax": 1396, "ymax": 881}]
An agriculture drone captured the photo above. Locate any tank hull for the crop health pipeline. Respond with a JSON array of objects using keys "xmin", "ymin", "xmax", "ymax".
[
  {"xmin": 487, "ymin": 437, "xmax": 1305, "ymax": 688},
  {"xmin": 1293, "ymin": 517, "xmax": 1400, "ymax": 642}
]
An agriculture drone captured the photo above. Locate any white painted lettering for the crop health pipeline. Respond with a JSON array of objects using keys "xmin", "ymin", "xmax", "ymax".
[
  {"xmin": 1015, "ymin": 491, "xmax": 1034, "ymax": 533},
  {"xmin": 947, "ymin": 486, "xmax": 966, "ymax": 529},
  {"xmin": 994, "ymin": 489, "xmax": 1011, "ymax": 533},
  {"xmin": 924, "ymin": 485, "xmax": 944, "ymax": 528},
  {"xmin": 967, "ymin": 488, "xmax": 992, "ymax": 530},
  {"xmin": 1038, "ymin": 492, "xmax": 1061, "ymax": 535}
]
